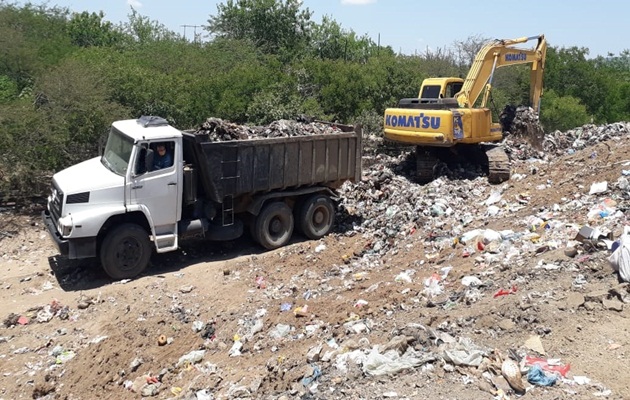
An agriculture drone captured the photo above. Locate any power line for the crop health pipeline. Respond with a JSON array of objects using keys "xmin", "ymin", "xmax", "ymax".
[{"xmin": 181, "ymin": 24, "xmax": 201, "ymax": 42}]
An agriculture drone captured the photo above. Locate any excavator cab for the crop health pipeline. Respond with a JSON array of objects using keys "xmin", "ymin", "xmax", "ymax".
[{"xmin": 417, "ymin": 77, "xmax": 464, "ymax": 102}]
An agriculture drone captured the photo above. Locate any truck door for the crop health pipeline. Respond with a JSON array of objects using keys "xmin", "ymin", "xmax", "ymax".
[{"xmin": 129, "ymin": 140, "xmax": 179, "ymax": 236}]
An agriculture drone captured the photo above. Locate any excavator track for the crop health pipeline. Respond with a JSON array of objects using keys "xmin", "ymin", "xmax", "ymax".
[
  {"xmin": 484, "ymin": 145, "xmax": 510, "ymax": 184},
  {"xmin": 416, "ymin": 146, "xmax": 438, "ymax": 183}
]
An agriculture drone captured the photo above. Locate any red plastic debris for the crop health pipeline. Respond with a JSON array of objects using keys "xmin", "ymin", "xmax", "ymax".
[
  {"xmin": 493, "ymin": 285, "xmax": 518, "ymax": 298},
  {"xmin": 17, "ymin": 316, "xmax": 29, "ymax": 325},
  {"xmin": 524, "ymin": 355, "xmax": 571, "ymax": 377},
  {"xmin": 255, "ymin": 276, "xmax": 267, "ymax": 289}
]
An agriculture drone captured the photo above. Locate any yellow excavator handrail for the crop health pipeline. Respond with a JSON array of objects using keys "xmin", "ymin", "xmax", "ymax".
[{"xmin": 455, "ymin": 35, "xmax": 547, "ymax": 112}]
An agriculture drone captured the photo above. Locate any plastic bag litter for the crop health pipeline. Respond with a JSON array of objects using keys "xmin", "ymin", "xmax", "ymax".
[
  {"xmin": 589, "ymin": 181, "xmax": 608, "ymax": 195},
  {"xmin": 527, "ymin": 365, "xmax": 557, "ymax": 386},
  {"xmin": 334, "ymin": 349, "xmax": 366, "ymax": 373},
  {"xmin": 441, "ymin": 337, "xmax": 486, "ymax": 367},
  {"xmin": 176, "ymin": 350, "xmax": 205, "ymax": 367},
  {"xmin": 363, "ymin": 347, "xmax": 435, "ymax": 376},
  {"xmin": 609, "ymin": 229, "xmax": 630, "ymax": 282}
]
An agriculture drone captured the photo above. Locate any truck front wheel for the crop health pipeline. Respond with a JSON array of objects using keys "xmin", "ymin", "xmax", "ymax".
[
  {"xmin": 297, "ymin": 194, "xmax": 335, "ymax": 239},
  {"xmin": 100, "ymin": 223, "xmax": 152, "ymax": 280},
  {"xmin": 254, "ymin": 202, "xmax": 294, "ymax": 250}
]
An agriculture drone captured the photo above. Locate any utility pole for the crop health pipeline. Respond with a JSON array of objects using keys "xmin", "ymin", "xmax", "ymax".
[{"xmin": 181, "ymin": 24, "xmax": 201, "ymax": 42}]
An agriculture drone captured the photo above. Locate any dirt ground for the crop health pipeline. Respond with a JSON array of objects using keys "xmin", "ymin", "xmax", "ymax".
[{"xmin": 0, "ymin": 135, "xmax": 629, "ymax": 400}]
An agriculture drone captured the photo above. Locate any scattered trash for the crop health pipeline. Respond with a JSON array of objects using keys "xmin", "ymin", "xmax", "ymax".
[
  {"xmin": 527, "ymin": 365, "xmax": 557, "ymax": 386},
  {"xmin": 55, "ymin": 350, "xmax": 76, "ymax": 364},
  {"xmin": 301, "ymin": 364, "xmax": 322, "ymax": 386},
  {"xmin": 523, "ymin": 335, "xmax": 546, "ymax": 355},
  {"xmin": 363, "ymin": 346, "xmax": 435, "ymax": 376},
  {"xmin": 461, "ymin": 276, "xmax": 482, "ymax": 287},
  {"xmin": 192, "ymin": 321, "xmax": 205, "ymax": 333},
  {"xmin": 176, "ymin": 350, "xmax": 205, "ymax": 368},
  {"xmin": 608, "ymin": 227, "xmax": 630, "ymax": 282},
  {"xmin": 502, "ymin": 357, "xmax": 525, "ymax": 394},
  {"xmin": 255, "ymin": 276, "xmax": 267, "ymax": 289},
  {"xmin": 229, "ymin": 340, "xmax": 243, "ymax": 357},
  {"xmin": 441, "ymin": 337, "xmax": 486, "ymax": 367},
  {"xmin": 294, "ymin": 305, "xmax": 309, "ymax": 317},
  {"xmin": 493, "ymin": 285, "xmax": 518, "ymax": 298},
  {"xmin": 269, "ymin": 324, "xmax": 292, "ymax": 339},
  {"xmin": 354, "ymin": 299, "xmax": 369, "ymax": 308},
  {"xmin": 524, "ymin": 355, "xmax": 570, "ymax": 377}
]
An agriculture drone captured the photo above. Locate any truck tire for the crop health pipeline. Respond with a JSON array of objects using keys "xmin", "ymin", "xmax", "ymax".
[
  {"xmin": 100, "ymin": 223, "xmax": 152, "ymax": 280},
  {"xmin": 297, "ymin": 194, "xmax": 335, "ymax": 239},
  {"xmin": 254, "ymin": 202, "xmax": 294, "ymax": 250}
]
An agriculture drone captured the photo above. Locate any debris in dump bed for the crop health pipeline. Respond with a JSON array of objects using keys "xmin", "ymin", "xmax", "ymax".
[{"xmin": 192, "ymin": 117, "xmax": 345, "ymax": 142}]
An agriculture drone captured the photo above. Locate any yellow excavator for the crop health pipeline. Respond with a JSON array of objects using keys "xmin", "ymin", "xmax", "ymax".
[{"xmin": 383, "ymin": 34, "xmax": 547, "ymax": 183}]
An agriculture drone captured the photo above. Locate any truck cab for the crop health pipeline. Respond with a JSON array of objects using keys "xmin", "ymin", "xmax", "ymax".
[{"xmin": 43, "ymin": 116, "xmax": 184, "ymax": 279}]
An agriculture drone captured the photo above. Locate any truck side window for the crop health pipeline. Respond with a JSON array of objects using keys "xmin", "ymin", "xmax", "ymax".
[{"xmin": 151, "ymin": 141, "xmax": 174, "ymax": 171}]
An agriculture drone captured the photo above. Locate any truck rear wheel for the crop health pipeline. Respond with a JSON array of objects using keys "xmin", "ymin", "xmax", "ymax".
[
  {"xmin": 297, "ymin": 194, "xmax": 335, "ymax": 239},
  {"xmin": 254, "ymin": 202, "xmax": 294, "ymax": 250},
  {"xmin": 100, "ymin": 223, "xmax": 152, "ymax": 280}
]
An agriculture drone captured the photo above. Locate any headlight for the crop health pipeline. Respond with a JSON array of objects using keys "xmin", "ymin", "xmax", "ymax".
[{"xmin": 57, "ymin": 215, "xmax": 73, "ymax": 237}]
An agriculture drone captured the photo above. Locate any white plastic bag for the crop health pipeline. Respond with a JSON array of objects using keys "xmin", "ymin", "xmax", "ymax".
[{"xmin": 609, "ymin": 232, "xmax": 630, "ymax": 282}]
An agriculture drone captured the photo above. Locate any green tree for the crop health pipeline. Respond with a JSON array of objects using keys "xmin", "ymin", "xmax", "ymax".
[
  {"xmin": 67, "ymin": 11, "xmax": 125, "ymax": 47},
  {"xmin": 121, "ymin": 8, "xmax": 180, "ymax": 44},
  {"xmin": 309, "ymin": 16, "xmax": 375, "ymax": 62},
  {"xmin": 206, "ymin": 0, "xmax": 313, "ymax": 56},
  {"xmin": 0, "ymin": 2, "xmax": 74, "ymax": 92},
  {"xmin": 540, "ymin": 89, "xmax": 591, "ymax": 132}
]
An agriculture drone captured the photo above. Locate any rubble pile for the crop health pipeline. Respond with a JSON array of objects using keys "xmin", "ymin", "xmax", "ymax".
[
  {"xmin": 543, "ymin": 121, "xmax": 630, "ymax": 155},
  {"xmin": 502, "ymin": 106, "xmax": 630, "ymax": 158},
  {"xmin": 193, "ymin": 117, "xmax": 345, "ymax": 142}
]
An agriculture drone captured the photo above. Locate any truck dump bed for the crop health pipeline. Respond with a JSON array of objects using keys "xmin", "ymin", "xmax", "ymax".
[{"xmin": 183, "ymin": 124, "xmax": 362, "ymax": 203}]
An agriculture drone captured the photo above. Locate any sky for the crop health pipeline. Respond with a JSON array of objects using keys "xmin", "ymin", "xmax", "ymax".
[{"xmin": 12, "ymin": 0, "xmax": 630, "ymax": 57}]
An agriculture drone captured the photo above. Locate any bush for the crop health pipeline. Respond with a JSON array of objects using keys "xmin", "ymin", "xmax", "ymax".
[{"xmin": 540, "ymin": 89, "xmax": 591, "ymax": 132}]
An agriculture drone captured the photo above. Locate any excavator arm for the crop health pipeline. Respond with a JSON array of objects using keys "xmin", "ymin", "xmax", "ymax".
[{"xmin": 455, "ymin": 35, "xmax": 547, "ymax": 112}]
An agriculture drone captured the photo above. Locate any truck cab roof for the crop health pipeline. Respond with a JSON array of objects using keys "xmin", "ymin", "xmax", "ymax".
[{"xmin": 112, "ymin": 116, "xmax": 183, "ymax": 142}]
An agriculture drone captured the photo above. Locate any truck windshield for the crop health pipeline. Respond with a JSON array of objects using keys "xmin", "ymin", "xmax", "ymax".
[{"xmin": 101, "ymin": 128, "xmax": 134, "ymax": 176}]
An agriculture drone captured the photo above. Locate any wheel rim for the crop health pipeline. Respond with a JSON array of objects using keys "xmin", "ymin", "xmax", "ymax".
[
  {"xmin": 312, "ymin": 206, "xmax": 329, "ymax": 230},
  {"xmin": 115, "ymin": 236, "xmax": 143, "ymax": 271},
  {"xmin": 270, "ymin": 217, "xmax": 282, "ymax": 234}
]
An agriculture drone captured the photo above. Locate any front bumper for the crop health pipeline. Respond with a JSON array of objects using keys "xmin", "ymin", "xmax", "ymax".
[
  {"xmin": 42, "ymin": 210, "xmax": 97, "ymax": 259},
  {"xmin": 42, "ymin": 209, "xmax": 69, "ymax": 256}
]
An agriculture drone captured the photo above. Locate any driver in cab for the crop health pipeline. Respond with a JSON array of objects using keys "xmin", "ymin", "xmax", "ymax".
[{"xmin": 153, "ymin": 143, "xmax": 173, "ymax": 170}]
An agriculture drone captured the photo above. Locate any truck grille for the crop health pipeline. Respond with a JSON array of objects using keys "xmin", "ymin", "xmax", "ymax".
[{"xmin": 50, "ymin": 182, "xmax": 63, "ymax": 222}]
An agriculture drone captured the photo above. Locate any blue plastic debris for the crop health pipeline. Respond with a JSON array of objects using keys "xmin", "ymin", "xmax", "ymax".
[{"xmin": 527, "ymin": 365, "xmax": 557, "ymax": 386}]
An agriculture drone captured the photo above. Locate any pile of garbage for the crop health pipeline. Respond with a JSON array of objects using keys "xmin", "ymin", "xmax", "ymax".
[
  {"xmin": 192, "ymin": 117, "xmax": 347, "ymax": 142},
  {"xmin": 543, "ymin": 122, "xmax": 630, "ymax": 155},
  {"xmin": 501, "ymin": 105, "xmax": 545, "ymax": 148}
]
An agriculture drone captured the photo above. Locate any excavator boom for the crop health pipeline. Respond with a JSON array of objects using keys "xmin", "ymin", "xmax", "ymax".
[{"xmin": 456, "ymin": 35, "xmax": 547, "ymax": 111}]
